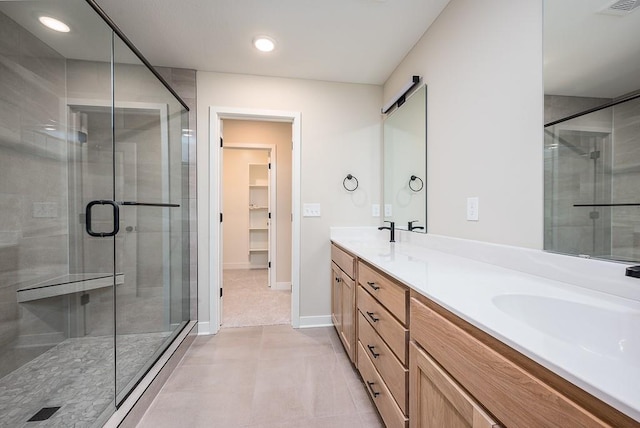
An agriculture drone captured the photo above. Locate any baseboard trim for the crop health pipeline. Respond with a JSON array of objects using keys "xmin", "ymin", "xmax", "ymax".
[
  {"xmin": 298, "ymin": 315, "xmax": 332, "ymax": 328},
  {"xmin": 197, "ymin": 321, "xmax": 211, "ymax": 335},
  {"xmin": 272, "ymin": 281, "xmax": 291, "ymax": 290}
]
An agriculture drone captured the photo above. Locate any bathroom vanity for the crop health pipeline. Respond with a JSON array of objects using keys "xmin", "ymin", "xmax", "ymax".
[{"xmin": 331, "ymin": 228, "xmax": 640, "ymax": 428}]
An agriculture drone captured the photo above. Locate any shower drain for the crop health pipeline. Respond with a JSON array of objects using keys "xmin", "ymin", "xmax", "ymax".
[{"xmin": 27, "ymin": 406, "xmax": 61, "ymax": 422}]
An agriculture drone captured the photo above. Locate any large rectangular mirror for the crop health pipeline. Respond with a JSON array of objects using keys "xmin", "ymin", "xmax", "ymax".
[
  {"xmin": 544, "ymin": 0, "xmax": 640, "ymax": 262},
  {"xmin": 383, "ymin": 85, "xmax": 427, "ymax": 232}
]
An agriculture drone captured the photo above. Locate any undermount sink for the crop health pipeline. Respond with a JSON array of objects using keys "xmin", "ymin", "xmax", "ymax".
[{"xmin": 492, "ymin": 294, "xmax": 640, "ymax": 364}]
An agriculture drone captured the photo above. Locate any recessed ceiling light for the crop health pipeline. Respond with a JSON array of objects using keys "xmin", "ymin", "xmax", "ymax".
[
  {"xmin": 253, "ymin": 36, "xmax": 275, "ymax": 52},
  {"xmin": 38, "ymin": 16, "xmax": 70, "ymax": 33}
]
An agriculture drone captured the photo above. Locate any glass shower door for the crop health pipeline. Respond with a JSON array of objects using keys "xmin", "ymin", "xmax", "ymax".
[{"xmin": 112, "ymin": 37, "xmax": 189, "ymax": 404}]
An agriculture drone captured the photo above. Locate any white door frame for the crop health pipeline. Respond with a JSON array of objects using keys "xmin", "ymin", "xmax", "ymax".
[
  {"xmin": 209, "ymin": 107, "xmax": 301, "ymax": 333},
  {"xmin": 223, "ymin": 142, "xmax": 277, "ymax": 288}
]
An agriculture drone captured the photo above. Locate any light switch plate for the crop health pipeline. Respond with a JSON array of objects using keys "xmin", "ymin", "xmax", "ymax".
[
  {"xmin": 303, "ymin": 203, "xmax": 321, "ymax": 217},
  {"xmin": 372, "ymin": 204, "xmax": 380, "ymax": 217},
  {"xmin": 466, "ymin": 197, "xmax": 479, "ymax": 221},
  {"xmin": 384, "ymin": 204, "xmax": 393, "ymax": 217}
]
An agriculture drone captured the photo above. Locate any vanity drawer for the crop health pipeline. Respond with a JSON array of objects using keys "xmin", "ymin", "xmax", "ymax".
[
  {"xmin": 358, "ymin": 342, "xmax": 408, "ymax": 428},
  {"xmin": 331, "ymin": 243, "xmax": 355, "ymax": 279},
  {"xmin": 358, "ymin": 261, "xmax": 408, "ymax": 325},
  {"xmin": 358, "ymin": 311, "xmax": 408, "ymax": 414},
  {"xmin": 358, "ymin": 286, "xmax": 408, "ymax": 365}
]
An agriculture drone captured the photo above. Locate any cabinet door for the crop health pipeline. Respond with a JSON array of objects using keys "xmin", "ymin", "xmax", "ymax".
[
  {"xmin": 410, "ymin": 342, "xmax": 500, "ymax": 428},
  {"xmin": 341, "ymin": 274, "xmax": 355, "ymax": 362},
  {"xmin": 331, "ymin": 263, "xmax": 342, "ymax": 331}
]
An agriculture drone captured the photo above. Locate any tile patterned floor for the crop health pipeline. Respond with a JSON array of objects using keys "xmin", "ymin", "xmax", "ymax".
[
  {"xmin": 222, "ymin": 269, "xmax": 291, "ymax": 328},
  {"xmin": 137, "ymin": 326, "xmax": 384, "ymax": 428},
  {"xmin": 0, "ymin": 332, "xmax": 170, "ymax": 428}
]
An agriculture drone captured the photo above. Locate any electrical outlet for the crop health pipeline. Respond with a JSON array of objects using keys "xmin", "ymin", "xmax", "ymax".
[
  {"xmin": 372, "ymin": 204, "xmax": 380, "ymax": 217},
  {"xmin": 466, "ymin": 197, "xmax": 479, "ymax": 221},
  {"xmin": 33, "ymin": 202, "xmax": 58, "ymax": 218},
  {"xmin": 384, "ymin": 204, "xmax": 393, "ymax": 217},
  {"xmin": 303, "ymin": 203, "xmax": 321, "ymax": 217}
]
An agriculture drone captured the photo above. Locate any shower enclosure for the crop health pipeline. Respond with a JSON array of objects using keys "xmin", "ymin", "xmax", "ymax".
[
  {"xmin": 545, "ymin": 94, "xmax": 640, "ymax": 262},
  {"xmin": 0, "ymin": 0, "xmax": 192, "ymax": 426}
]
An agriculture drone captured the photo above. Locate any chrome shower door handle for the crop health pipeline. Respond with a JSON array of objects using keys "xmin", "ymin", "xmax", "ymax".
[{"xmin": 85, "ymin": 200, "xmax": 120, "ymax": 237}]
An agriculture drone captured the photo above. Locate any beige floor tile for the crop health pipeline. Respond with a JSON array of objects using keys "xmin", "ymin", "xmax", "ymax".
[
  {"xmin": 297, "ymin": 371, "xmax": 358, "ymax": 418},
  {"xmin": 248, "ymin": 385, "xmax": 308, "ymax": 425},
  {"xmin": 254, "ymin": 358, "xmax": 306, "ymax": 392},
  {"xmin": 137, "ymin": 325, "xmax": 380, "ymax": 428},
  {"xmin": 359, "ymin": 410, "xmax": 386, "ymax": 427},
  {"xmin": 162, "ymin": 360, "xmax": 258, "ymax": 393},
  {"xmin": 137, "ymin": 388, "xmax": 254, "ymax": 428},
  {"xmin": 259, "ymin": 327, "xmax": 335, "ymax": 360}
]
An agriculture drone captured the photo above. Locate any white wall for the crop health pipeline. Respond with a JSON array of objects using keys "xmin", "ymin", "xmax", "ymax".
[
  {"xmin": 197, "ymin": 72, "xmax": 382, "ymax": 325},
  {"xmin": 384, "ymin": 0, "xmax": 544, "ymax": 248}
]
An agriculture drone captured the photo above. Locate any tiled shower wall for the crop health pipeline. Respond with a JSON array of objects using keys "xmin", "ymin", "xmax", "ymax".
[
  {"xmin": 611, "ymin": 98, "xmax": 640, "ymax": 261},
  {"xmin": 0, "ymin": 11, "xmax": 69, "ymax": 376},
  {"xmin": 155, "ymin": 66, "xmax": 198, "ymax": 323}
]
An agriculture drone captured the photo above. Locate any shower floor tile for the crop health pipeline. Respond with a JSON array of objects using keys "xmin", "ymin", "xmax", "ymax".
[{"xmin": 0, "ymin": 332, "xmax": 170, "ymax": 428}]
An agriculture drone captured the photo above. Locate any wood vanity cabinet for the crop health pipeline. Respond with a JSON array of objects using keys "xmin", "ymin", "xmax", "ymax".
[
  {"xmin": 331, "ymin": 243, "xmax": 356, "ymax": 363},
  {"xmin": 357, "ymin": 260, "xmax": 409, "ymax": 428},
  {"xmin": 329, "ymin": 241, "xmax": 638, "ymax": 428},
  {"xmin": 410, "ymin": 291, "xmax": 636, "ymax": 428},
  {"xmin": 409, "ymin": 341, "xmax": 499, "ymax": 428}
]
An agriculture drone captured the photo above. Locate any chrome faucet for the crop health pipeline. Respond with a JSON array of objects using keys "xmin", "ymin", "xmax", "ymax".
[
  {"xmin": 408, "ymin": 220, "xmax": 424, "ymax": 232},
  {"xmin": 378, "ymin": 221, "xmax": 395, "ymax": 242}
]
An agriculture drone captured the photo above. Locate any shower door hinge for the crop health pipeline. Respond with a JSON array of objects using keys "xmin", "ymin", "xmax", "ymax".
[{"xmin": 590, "ymin": 150, "xmax": 601, "ymax": 159}]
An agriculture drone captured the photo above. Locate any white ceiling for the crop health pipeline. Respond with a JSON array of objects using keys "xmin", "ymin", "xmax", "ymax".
[
  {"xmin": 92, "ymin": 0, "xmax": 451, "ymax": 85},
  {"xmin": 544, "ymin": 0, "xmax": 640, "ymax": 98},
  {"xmin": 2, "ymin": 0, "xmax": 638, "ymax": 97}
]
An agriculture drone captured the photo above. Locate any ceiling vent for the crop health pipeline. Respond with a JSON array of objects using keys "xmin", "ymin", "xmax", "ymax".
[{"xmin": 600, "ymin": 0, "xmax": 640, "ymax": 16}]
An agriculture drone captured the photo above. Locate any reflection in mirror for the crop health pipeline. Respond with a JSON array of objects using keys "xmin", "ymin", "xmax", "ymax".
[
  {"xmin": 383, "ymin": 86, "xmax": 427, "ymax": 232},
  {"xmin": 544, "ymin": 0, "xmax": 640, "ymax": 262}
]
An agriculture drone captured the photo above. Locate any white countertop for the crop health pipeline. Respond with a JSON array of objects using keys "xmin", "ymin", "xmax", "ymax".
[{"xmin": 330, "ymin": 228, "xmax": 640, "ymax": 422}]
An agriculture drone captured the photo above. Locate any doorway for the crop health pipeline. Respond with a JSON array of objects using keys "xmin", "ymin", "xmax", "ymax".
[{"xmin": 220, "ymin": 120, "xmax": 293, "ymax": 328}]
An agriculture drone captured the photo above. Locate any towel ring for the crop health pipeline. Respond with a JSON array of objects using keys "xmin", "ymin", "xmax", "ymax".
[
  {"xmin": 409, "ymin": 175, "xmax": 424, "ymax": 192},
  {"xmin": 343, "ymin": 174, "xmax": 358, "ymax": 192}
]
